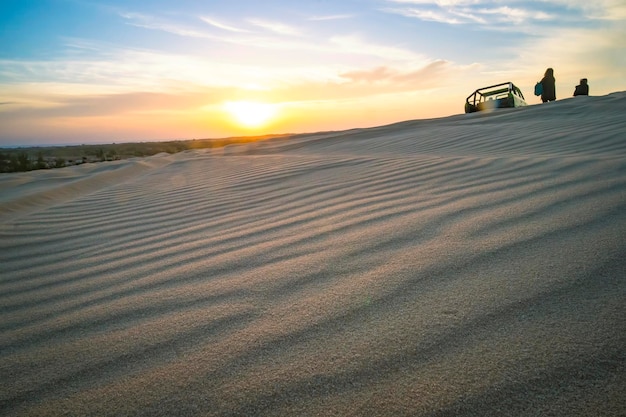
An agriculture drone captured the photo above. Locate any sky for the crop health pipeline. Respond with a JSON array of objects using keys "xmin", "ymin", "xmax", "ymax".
[{"xmin": 1, "ymin": 0, "xmax": 625, "ymax": 146}]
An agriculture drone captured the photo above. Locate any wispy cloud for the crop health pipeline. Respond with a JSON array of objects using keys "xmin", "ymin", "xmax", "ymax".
[
  {"xmin": 385, "ymin": 0, "xmax": 481, "ymax": 5},
  {"xmin": 119, "ymin": 12, "xmax": 313, "ymax": 52},
  {"xmin": 199, "ymin": 16, "xmax": 250, "ymax": 33},
  {"xmin": 247, "ymin": 19, "xmax": 301, "ymax": 36},
  {"xmin": 383, "ymin": 0, "xmax": 626, "ymax": 26},
  {"xmin": 476, "ymin": 6, "xmax": 552, "ymax": 24},
  {"xmin": 120, "ymin": 12, "xmax": 215, "ymax": 39},
  {"xmin": 338, "ymin": 60, "xmax": 451, "ymax": 87},
  {"xmin": 308, "ymin": 14, "xmax": 355, "ymax": 21},
  {"xmin": 115, "ymin": 10, "xmax": 423, "ymax": 65},
  {"xmin": 0, "ymin": 44, "xmax": 256, "ymax": 93},
  {"xmin": 382, "ymin": 0, "xmax": 561, "ymax": 27},
  {"xmin": 382, "ymin": 7, "xmax": 464, "ymax": 24},
  {"xmin": 0, "ymin": 90, "xmax": 225, "ymax": 119},
  {"xmin": 330, "ymin": 35, "xmax": 425, "ymax": 62},
  {"xmin": 535, "ymin": 0, "xmax": 626, "ymax": 20}
]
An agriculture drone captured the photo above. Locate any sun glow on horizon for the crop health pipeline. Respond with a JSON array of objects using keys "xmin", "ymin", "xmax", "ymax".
[{"xmin": 223, "ymin": 100, "xmax": 278, "ymax": 128}]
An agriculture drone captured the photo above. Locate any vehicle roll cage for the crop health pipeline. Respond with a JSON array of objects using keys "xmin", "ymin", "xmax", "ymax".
[{"xmin": 465, "ymin": 82, "xmax": 527, "ymax": 113}]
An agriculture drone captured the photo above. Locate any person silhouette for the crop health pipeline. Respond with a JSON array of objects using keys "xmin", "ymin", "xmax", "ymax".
[
  {"xmin": 540, "ymin": 68, "xmax": 556, "ymax": 103},
  {"xmin": 573, "ymin": 78, "xmax": 589, "ymax": 96}
]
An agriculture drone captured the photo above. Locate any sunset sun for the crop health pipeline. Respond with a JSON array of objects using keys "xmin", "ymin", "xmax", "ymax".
[{"xmin": 224, "ymin": 101, "xmax": 278, "ymax": 128}]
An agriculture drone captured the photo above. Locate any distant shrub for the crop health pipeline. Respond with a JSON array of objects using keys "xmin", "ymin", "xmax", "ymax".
[
  {"xmin": 0, "ymin": 134, "xmax": 285, "ymax": 173},
  {"xmin": 17, "ymin": 152, "xmax": 31, "ymax": 171},
  {"xmin": 36, "ymin": 152, "xmax": 47, "ymax": 169}
]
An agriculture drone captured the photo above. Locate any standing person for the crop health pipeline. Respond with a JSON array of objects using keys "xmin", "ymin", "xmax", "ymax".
[
  {"xmin": 540, "ymin": 68, "xmax": 556, "ymax": 103},
  {"xmin": 574, "ymin": 78, "xmax": 589, "ymax": 96}
]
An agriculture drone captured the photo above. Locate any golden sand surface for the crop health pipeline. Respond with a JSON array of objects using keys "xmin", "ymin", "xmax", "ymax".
[{"xmin": 1, "ymin": 93, "xmax": 625, "ymax": 416}]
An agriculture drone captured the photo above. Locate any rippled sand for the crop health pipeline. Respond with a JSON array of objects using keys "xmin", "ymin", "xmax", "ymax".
[{"xmin": 2, "ymin": 93, "xmax": 625, "ymax": 416}]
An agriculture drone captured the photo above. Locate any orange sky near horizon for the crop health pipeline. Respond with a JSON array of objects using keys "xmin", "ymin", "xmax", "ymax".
[{"xmin": 1, "ymin": 1, "xmax": 625, "ymax": 146}]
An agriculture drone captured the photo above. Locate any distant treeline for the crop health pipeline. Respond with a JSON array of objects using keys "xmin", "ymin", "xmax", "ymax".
[{"xmin": 0, "ymin": 135, "xmax": 289, "ymax": 173}]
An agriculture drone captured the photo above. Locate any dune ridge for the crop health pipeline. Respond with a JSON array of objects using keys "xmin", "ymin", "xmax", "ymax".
[{"xmin": 1, "ymin": 93, "xmax": 625, "ymax": 416}]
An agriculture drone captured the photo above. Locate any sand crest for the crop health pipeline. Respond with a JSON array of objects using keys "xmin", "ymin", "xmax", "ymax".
[{"xmin": 1, "ymin": 93, "xmax": 625, "ymax": 416}]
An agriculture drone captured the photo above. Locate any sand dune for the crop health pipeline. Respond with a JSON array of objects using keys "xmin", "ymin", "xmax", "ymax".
[{"xmin": 1, "ymin": 93, "xmax": 625, "ymax": 416}]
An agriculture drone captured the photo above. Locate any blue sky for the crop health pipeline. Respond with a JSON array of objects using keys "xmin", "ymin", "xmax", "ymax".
[{"xmin": 1, "ymin": 0, "xmax": 625, "ymax": 145}]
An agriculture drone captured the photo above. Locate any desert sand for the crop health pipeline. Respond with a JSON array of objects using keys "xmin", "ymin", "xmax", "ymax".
[{"xmin": 1, "ymin": 92, "xmax": 625, "ymax": 416}]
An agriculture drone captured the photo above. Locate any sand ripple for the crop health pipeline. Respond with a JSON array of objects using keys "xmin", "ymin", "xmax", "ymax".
[{"xmin": 1, "ymin": 93, "xmax": 625, "ymax": 416}]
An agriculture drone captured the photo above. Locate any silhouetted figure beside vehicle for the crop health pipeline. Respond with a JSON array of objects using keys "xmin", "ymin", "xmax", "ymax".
[
  {"xmin": 574, "ymin": 78, "xmax": 589, "ymax": 96},
  {"xmin": 540, "ymin": 68, "xmax": 556, "ymax": 103}
]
